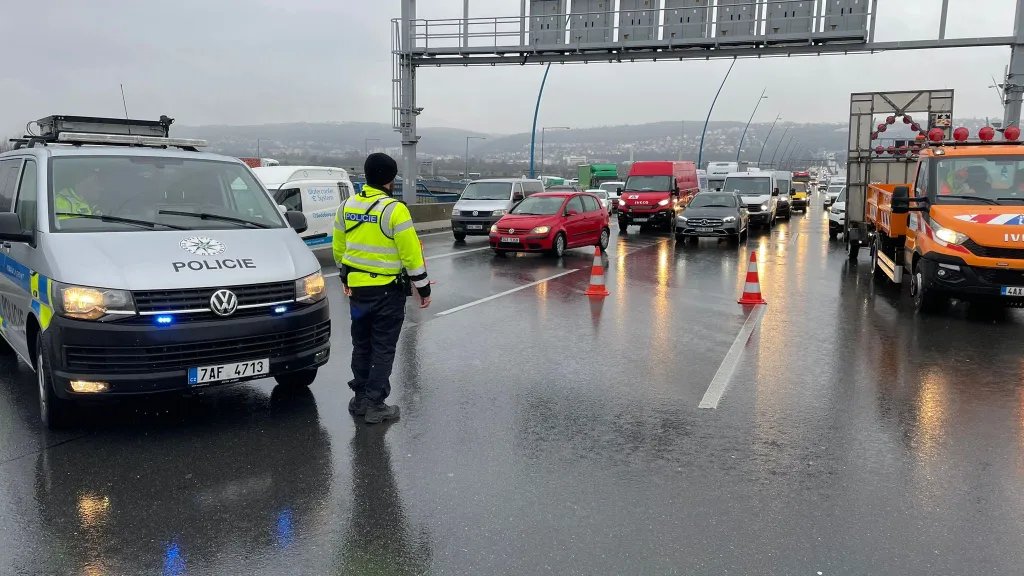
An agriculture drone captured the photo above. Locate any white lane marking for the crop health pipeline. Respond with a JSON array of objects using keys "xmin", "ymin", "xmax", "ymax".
[
  {"xmin": 436, "ymin": 269, "xmax": 581, "ymax": 317},
  {"xmin": 698, "ymin": 304, "xmax": 766, "ymax": 409},
  {"xmin": 417, "ymin": 230, "xmax": 453, "ymax": 237},
  {"xmin": 425, "ymin": 246, "xmax": 490, "ymax": 260}
]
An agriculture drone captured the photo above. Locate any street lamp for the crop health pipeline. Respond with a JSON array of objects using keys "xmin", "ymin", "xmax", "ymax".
[
  {"xmin": 757, "ymin": 114, "xmax": 782, "ymax": 166},
  {"xmin": 736, "ymin": 88, "xmax": 768, "ymax": 162},
  {"xmin": 770, "ymin": 130, "xmax": 792, "ymax": 168},
  {"xmin": 365, "ymin": 138, "xmax": 380, "ymax": 157},
  {"xmin": 540, "ymin": 126, "xmax": 570, "ymax": 178},
  {"xmin": 256, "ymin": 138, "xmax": 262, "ymax": 159},
  {"xmin": 465, "ymin": 136, "xmax": 486, "ymax": 180},
  {"xmin": 698, "ymin": 58, "xmax": 737, "ymax": 168},
  {"xmin": 781, "ymin": 140, "xmax": 799, "ymax": 169}
]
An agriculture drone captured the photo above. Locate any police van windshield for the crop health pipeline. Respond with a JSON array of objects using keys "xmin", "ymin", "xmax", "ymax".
[
  {"xmin": 50, "ymin": 157, "xmax": 287, "ymax": 232},
  {"xmin": 460, "ymin": 182, "xmax": 513, "ymax": 201},
  {"xmin": 723, "ymin": 177, "xmax": 771, "ymax": 196}
]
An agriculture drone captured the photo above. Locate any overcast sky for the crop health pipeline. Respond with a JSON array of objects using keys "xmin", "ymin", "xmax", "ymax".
[{"xmin": 0, "ymin": 0, "xmax": 1018, "ymax": 136}]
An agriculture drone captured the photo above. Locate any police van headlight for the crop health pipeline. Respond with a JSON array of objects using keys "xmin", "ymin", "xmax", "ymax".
[
  {"xmin": 295, "ymin": 271, "xmax": 326, "ymax": 303},
  {"xmin": 54, "ymin": 283, "xmax": 136, "ymax": 321}
]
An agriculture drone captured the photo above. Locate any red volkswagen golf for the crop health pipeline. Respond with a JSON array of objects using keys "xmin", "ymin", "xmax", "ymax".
[{"xmin": 489, "ymin": 191, "xmax": 610, "ymax": 257}]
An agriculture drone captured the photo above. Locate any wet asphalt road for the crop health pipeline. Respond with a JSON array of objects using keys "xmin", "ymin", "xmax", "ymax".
[{"xmin": 3, "ymin": 194, "xmax": 1024, "ymax": 575}]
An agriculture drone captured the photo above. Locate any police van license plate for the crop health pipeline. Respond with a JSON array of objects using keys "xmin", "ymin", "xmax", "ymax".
[
  {"xmin": 467, "ymin": 224, "xmax": 483, "ymax": 230},
  {"xmin": 633, "ymin": 218, "xmax": 649, "ymax": 223},
  {"xmin": 189, "ymin": 359, "xmax": 269, "ymax": 386},
  {"xmin": 1001, "ymin": 286, "xmax": 1024, "ymax": 296},
  {"xmin": 696, "ymin": 227, "xmax": 715, "ymax": 233},
  {"xmin": 500, "ymin": 237, "xmax": 520, "ymax": 243}
]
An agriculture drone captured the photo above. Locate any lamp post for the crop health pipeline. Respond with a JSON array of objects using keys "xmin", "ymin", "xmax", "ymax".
[
  {"xmin": 540, "ymin": 126, "xmax": 570, "ymax": 178},
  {"xmin": 736, "ymin": 88, "xmax": 768, "ymax": 162},
  {"xmin": 757, "ymin": 114, "xmax": 782, "ymax": 166},
  {"xmin": 465, "ymin": 136, "xmax": 486, "ymax": 179},
  {"xmin": 781, "ymin": 140, "xmax": 799, "ymax": 169},
  {"xmin": 365, "ymin": 138, "xmax": 380, "ymax": 157},
  {"xmin": 256, "ymin": 138, "xmax": 262, "ymax": 160},
  {"xmin": 770, "ymin": 129, "xmax": 792, "ymax": 168},
  {"xmin": 698, "ymin": 58, "xmax": 737, "ymax": 168}
]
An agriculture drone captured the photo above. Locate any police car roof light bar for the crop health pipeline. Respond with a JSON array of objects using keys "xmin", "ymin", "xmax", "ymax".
[
  {"xmin": 33, "ymin": 114, "xmax": 173, "ymax": 139},
  {"xmin": 56, "ymin": 132, "xmax": 208, "ymax": 149}
]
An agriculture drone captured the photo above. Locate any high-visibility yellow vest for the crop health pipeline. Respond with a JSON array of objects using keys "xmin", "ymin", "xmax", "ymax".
[
  {"xmin": 332, "ymin": 186, "xmax": 428, "ymax": 289},
  {"xmin": 55, "ymin": 188, "xmax": 93, "ymax": 219}
]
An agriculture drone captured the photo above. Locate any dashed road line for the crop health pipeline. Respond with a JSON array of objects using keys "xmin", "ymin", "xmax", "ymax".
[
  {"xmin": 698, "ymin": 304, "xmax": 766, "ymax": 409},
  {"xmin": 436, "ymin": 269, "xmax": 581, "ymax": 317}
]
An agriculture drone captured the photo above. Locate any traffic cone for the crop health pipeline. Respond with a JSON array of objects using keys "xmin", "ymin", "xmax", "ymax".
[
  {"xmin": 584, "ymin": 246, "xmax": 610, "ymax": 297},
  {"xmin": 738, "ymin": 251, "xmax": 767, "ymax": 305}
]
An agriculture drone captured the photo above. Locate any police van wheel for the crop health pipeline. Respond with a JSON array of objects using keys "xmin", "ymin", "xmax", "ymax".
[
  {"xmin": 36, "ymin": 333, "xmax": 70, "ymax": 430},
  {"xmin": 274, "ymin": 368, "xmax": 318, "ymax": 388}
]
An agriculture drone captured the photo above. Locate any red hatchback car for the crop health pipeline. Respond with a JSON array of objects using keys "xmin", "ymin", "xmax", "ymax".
[{"xmin": 489, "ymin": 191, "xmax": 610, "ymax": 257}]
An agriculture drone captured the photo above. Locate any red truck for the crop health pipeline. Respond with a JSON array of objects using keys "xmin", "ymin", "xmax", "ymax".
[{"xmin": 617, "ymin": 161, "xmax": 699, "ymax": 233}]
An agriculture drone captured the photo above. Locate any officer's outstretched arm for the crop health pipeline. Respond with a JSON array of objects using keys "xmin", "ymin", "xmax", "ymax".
[{"xmin": 388, "ymin": 203, "xmax": 430, "ymax": 298}]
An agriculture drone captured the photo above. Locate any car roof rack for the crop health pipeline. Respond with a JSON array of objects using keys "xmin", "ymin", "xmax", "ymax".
[{"xmin": 8, "ymin": 114, "xmax": 207, "ymax": 151}]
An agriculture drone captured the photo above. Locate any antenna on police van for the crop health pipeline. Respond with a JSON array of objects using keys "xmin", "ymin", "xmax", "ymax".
[{"xmin": 119, "ymin": 84, "xmax": 132, "ymax": 136}]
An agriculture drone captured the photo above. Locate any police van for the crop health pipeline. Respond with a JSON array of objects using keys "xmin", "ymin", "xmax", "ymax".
[
  {"xmin": 252, "ymin": 165, "xmax": 355, "ymax": 250},
  {"xmin": 0, "ymin": 115, "xmax": 331, "ymax": 428}
]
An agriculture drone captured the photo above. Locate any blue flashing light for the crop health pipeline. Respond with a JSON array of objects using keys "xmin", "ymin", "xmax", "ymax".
[
  {"xmin": 273, "ymin": 305, "xmax": 288, "ymax": 314},
  {"xmin": 156, "ymin": 315, "xmax": 174, "ymax": 325}
]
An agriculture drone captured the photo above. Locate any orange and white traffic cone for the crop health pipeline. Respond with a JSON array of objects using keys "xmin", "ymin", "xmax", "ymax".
[
  {"xmin": 738, "ymin": 250, "xmax": 767, "ymax": 305},
  {"xmin": 584, "ymin": 246, "xmax": 610, "ymax": 297}
]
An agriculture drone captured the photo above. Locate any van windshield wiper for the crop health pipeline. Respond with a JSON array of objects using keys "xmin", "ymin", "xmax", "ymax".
[
  {"xmin": 158, "ymin": 210, "xmax": 271, "ymax": 229},
  {"xmin": 995, "ymin": 197, "xmax": 1024, "ymax": 203},
  {"xmin": 936, "ymin": 195, "xmax": 1000, "ymax": 206},
  {"xmin": 55, "ymin": 213, "xmax": 187, "ymax": 230}
]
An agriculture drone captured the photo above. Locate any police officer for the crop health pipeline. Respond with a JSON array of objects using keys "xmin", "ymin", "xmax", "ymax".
[{"xmin": 333, "ymin": 153, "xmax": 431, "ymax": 424}]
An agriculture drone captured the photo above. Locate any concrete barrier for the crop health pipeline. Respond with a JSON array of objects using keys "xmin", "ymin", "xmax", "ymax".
[{"xmin": 409, "ymin": 202, "xmax": 455, "ymax": 233}]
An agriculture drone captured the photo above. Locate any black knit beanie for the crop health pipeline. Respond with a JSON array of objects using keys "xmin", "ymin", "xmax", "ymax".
[{"xmin": 365, "ymin": 152, "xmax": 399, "ymax": 189}]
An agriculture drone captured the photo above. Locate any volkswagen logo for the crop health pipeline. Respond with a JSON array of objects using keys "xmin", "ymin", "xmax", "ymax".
[
  {"xmin": 180, "ymin": 236, "xmax": 225, "ymax": 256},
  {"xmin": 509, "ymin": 229, "xmax": 515, "ymax": 234},
  {"xmin": 473, "ymin": 211, "xmax": 479, "ymax": 216},
  {"xmin": 210, "ymin": 289, "xmax": 238, "ymax": 317}
]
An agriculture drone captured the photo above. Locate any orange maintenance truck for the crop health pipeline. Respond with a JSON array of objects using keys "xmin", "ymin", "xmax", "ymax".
[{"xmin": 858, "ymin": 125, "xmax": 1024, "ymax": 311}]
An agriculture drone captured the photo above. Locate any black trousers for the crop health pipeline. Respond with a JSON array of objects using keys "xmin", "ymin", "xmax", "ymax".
[{"xmin": 349, "ymin": 283, "xmax": 406, "ymax": 404}]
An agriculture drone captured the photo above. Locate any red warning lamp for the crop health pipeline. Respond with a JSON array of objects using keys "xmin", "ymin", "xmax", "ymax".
[
  {"xmin": 871, "ymin": 131, "xmax": 879, "ymax": 140},
  {"xmin": 903, "ymin": 115, "xmax": 913, "ymax": 125},
  {"xmin": 910, "ymin": 122, "xmax": 922, "ymax": 132},
  {"xmin": 953, "ymin": 127, "xmax": 970, "ymax": 142},
  {"xmin": 898, "ymin": 145, "xmax": 909, "ymax": 156},
  {"xmin": 928, "ymin": 128, "xmax": 945, "ymax": 142},
  {"xmin": 887, "ymin": 145, "xmax": 897, "ymax": 155},
  {"xmin": 978, "ymin": 126, "xmax": 996, "ymax": 141},
  {"xmin": 886, "ymin": 115, "xmax": 896, "ymax": 125},
  {"xmin": 875, "ymin": 146, "xmax": 885, "ymax": 155},
  {"xmin": 1005, "ymin": 125, "xmax": 1022, "ymax": 141},
  {"xmin": 877, "ymin": 123, "xmax": 888, "ymax": 133}
]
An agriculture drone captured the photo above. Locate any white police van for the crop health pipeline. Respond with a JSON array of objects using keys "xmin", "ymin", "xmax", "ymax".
[
  {"xmin": 0, "ymin": 115, "xmax": 331, "ymax": 428},
  {"xmin": 252, "ymin": 166, "xmax": 355, "ymax": 250}
]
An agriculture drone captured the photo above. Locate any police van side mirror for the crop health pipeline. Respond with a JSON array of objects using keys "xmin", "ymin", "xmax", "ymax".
[
  {"xmin": 0, "ymin": 213, "xmax": 32, "ymax": 243},
  {"xmin": 285, "ymin": 210, "xmax": 308, "ymax": 234}
]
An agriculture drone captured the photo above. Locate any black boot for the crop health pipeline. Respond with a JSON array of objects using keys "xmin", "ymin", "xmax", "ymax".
[
  {"xmin": 348, "ymin": 395, "xmax": 369, "ymax": 416},
  {"xmin": 364, "ymin": 402, "xmax": 400, "ymax": 424}
]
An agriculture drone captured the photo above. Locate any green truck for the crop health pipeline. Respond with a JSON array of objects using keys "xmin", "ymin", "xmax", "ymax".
[{"xmin": 577, "ymin": 164, "xmax": 620, "ymax": 190}]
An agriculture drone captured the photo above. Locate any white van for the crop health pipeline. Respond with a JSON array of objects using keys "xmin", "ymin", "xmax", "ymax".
[
  {"xmin": 451, "ymin": 178, "xmax": 545, "ymax": 241},
  {"xmin": 0, "ymin": 115, "xmax": 330, "ymax": 428},
  {"xmin": 253, "ymin": 166, "xmax": 355, "ymax": 250},
  {"xmin": 706, "ymin": 161, "xmax": 738, "ymax": 191}
]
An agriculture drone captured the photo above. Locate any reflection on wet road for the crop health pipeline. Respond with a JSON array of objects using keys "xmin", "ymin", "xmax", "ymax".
[{"xmin": 3, "ymin": 200, "xmax": 1024, "ymax": 574}]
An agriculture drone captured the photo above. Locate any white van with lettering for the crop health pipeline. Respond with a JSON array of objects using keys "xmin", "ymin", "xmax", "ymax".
[
  {"xmin": 253, "ymin": 166, "xmax": 355, "ymax": 250},
  {"xmin": 0, "ymin": 114, "xmax": 331, "ymax": 428}
]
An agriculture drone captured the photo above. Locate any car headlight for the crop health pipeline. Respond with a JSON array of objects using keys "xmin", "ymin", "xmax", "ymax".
[
  {"xmin": 451, "ymin": 209, "xmax": 461, "ymax": 216},
  {"xmin": 492, "ymin": 210, "xmax": 506, "ymax": 216},
  {"xmin": 296, "ymin": 271, "xmax": 326, "ymax": 303},
  {"xmin": 54, "ymin": 283, "xmax": 135, "ymax": 321},
  {"xmin": 531, "ymin": 226, "xmax": 550, "ymax": 235},
  {"xmin": 678, "ymin": 216, "xmax": 688, "ymax": 223},
  {"xmin": 490, "ymin": 224, "xmax": 498, "ymax": 234},
  {"xmin": 723, "ymin": 216, "xmax": 736, "ymax": 223},
  {"xmin": 658, "ymin": 199, "xmax": 670, "ymax": 206},
  {"xmin": 761, "ymin": 203, "xmax": 768, "ymax": 211},
  {"xmin": 932, "ymin": 221, "xmax": 969, "ymax": 245}
]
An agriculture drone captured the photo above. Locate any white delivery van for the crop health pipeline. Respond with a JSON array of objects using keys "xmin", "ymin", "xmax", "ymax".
[
  {"xmin": 706, "ymin": 161, "xmax": 738, "ymax": 191},
  {"xmin": 253, "ymin": 166, "xmax": 355, "ymax": 250}
]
